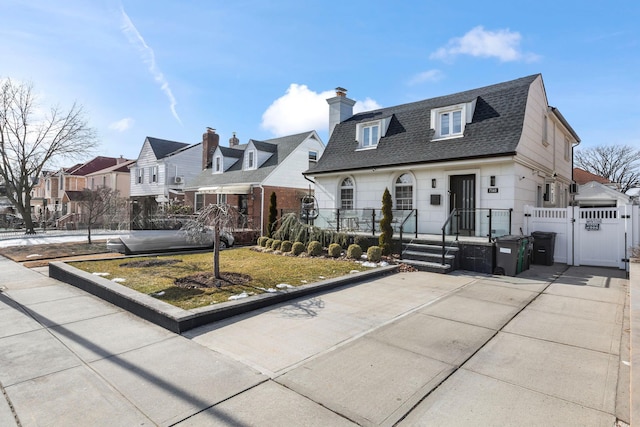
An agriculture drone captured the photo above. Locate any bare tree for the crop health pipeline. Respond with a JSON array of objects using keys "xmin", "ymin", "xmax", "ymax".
[
  {"xmin": 77, "ymin": 187, "xmax": 118, "ymax": 244},
  {"xmin": 182, "ymin": 203, "xmax": 239, "ymax": 280},
  {"xmin": 574, "ymin": 144, "xmax": 640, "ymax": 193},
  {"xmin": 0, "ymin": 78, "xmax": 97, "ymax": 234}
]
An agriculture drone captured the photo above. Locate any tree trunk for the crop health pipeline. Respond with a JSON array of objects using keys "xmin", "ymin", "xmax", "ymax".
[
  {"xmin": 87, "ymin": 225, "xmax": 92, "ymax": 244},
  {"xmin": 213, "ymin": 226, "xmax": 220, "ymax": 279}
]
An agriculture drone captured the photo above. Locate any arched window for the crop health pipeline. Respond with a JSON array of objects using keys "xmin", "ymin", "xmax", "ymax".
[
  {"xmin": 340, "ymin": 177, "xmax": 354, "ymax": 210},
  {"xmin": 395, "ymin": 174, "xmax": 413, "ymax": 210}
]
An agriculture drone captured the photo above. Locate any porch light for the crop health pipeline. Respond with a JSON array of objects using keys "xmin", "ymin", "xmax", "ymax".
[
  {"xmin": 431, "ymin": 178, "xmax": 437, "ymax": 188},
  {"xmin": 490, "ymin": 176, "xmax": 496, "ymax": 186}
]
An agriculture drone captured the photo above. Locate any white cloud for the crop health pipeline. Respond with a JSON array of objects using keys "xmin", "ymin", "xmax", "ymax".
[
  {"xmin": 108, "ymin": 117, "xmax": 134, "ymax": 132},
  {"xmin": 261, "ymin": 84, "xmax": 381, "ymax": 137},
  {"xmin": 430, "ymin": 26, "xmax": 539, "ymax": 63},
  {"xmin": 119, "ymin": 7, "xmax": 182, "ymax": 124},
  {"xmin": 408, "ymin": 69, "xmax": 444, "ymax": 86}
]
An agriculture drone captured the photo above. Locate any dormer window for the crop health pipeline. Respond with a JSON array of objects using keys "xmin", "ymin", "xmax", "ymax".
[
  {"xmin": 431, "ymin": 100, "xmax": 476, "ymax": 140},
  {"xmin": 362, "ymin": 123, "xmax": 379, "ymax": 148},
  {"xmin": 247, "ymin": 151, "xmax": 255, "ymax": 169},
  {"xmin": 440, "ymin": 110, "xmax": 462, "ymax": 137}
]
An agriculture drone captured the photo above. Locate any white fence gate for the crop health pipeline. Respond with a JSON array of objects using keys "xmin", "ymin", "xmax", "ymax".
[{"xmin": 524, "ymin": 205, "xmax": 638, "ymax": 270}]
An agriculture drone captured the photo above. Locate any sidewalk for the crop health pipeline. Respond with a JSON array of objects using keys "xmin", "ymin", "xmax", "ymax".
[{"xmin": 0, "ymin": 256, "xmax": 630, "ymax": 426}]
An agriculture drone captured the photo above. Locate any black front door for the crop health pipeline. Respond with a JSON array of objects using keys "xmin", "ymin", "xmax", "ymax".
[{"xmin": 449, "ymin": 174, "xmax": 476, "ymax": 235}]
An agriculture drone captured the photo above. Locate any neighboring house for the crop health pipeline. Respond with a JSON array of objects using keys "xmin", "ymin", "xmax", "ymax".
[
  {"xmin": 572, "ymin": 181, "xmax": 630, "ymax": 207},
  {"xmin": 57, "ymin": 156, "xmax": 131, "ymax": 227},
  {"xmin": 304, "ymin": 74, "xmax": 580, "ymax": 237},
  {"xmin": 571, "ymin": 168, "xmax": 628, "ymax": 207},
  {"xmin": 573, "ymin": 167, "xmax": 611, "ymax": 186},
  {"xmin": 129, "ymin": 136, "xmax": 202, "ymax": 227},
  {"xmin": 86, "ymin": 157, "xmax": 135, "ymax": 197},
  {"xmin": 185, "ymin": 128, "xmax": 325, "ymax": 234}
]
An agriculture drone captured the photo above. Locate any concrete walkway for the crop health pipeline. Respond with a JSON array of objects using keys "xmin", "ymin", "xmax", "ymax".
[{"xmin": 0, "ymin": 256, "xmax": 629, "ymax": 426}]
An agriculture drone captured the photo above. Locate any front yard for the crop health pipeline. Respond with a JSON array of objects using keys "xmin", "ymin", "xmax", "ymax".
[{"xmin": 69, "ymin": 248, "xmax": 372, "ymax": 309}]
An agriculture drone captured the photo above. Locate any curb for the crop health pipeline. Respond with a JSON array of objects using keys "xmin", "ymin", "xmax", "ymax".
[{"xmin": 49, "ymin": 261, "xmax": 399, "ymax": 333}]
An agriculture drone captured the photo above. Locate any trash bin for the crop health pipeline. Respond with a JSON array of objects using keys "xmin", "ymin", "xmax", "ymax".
[
  {"xmin": 531, "ymin": 231, "xmax": 556, "ymax": 265},
  {"xmin": 495, "ymin": 235, "xmax": 525, "ymax": 276}
]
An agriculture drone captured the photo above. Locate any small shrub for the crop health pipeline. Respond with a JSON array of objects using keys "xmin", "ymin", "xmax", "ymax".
[
  {"xmin": 307, "ymin": 240, "xmax": 323, "ymax": 256},
  {"xmin": 271, "ymin": 239, "xmax": 282, "ymax": 250},
  {"xmin": 328, "ymin": 243, "xmax": 342, "ymax": 258},
  {"xmin": 291, "ymin": 241, "xmax": 305, "ymax": 256},
  {"xmin": 367, "ymin": 246, "xmax": 382, "ymax": 263},
  {"xmin": 265, "ymin": 238, "xmax": 274, "ymax": 249},
  {"xmin": 347, "ymin": 244, "xmax": 362, "ymax": 260},
  {"xmin": 280, "ymin": 240, "xmax": 292, "ymax": 252},
  {"xmin": 257, "ymin": 236, "xmax": 269, "ymax": 247}
]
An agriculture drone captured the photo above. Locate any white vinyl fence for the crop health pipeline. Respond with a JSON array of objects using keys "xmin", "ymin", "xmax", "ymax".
[{"xmin": 523, "ymin": 205, "xmax": 638, "ymax": 270}]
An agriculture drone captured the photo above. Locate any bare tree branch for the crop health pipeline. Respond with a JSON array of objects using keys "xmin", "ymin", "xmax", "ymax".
[
  {"xmin": 0, "ymin": 78, "xmax": 97, "ymax": 233},
  {"xmin": 574, "ymin": 144, "xmax": 640, "ymax": 193}
]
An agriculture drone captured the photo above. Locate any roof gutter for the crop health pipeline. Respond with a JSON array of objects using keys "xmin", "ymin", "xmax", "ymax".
[{"xmin": 549, "ymin": 107, "xmax": 581, "ymax": 146}]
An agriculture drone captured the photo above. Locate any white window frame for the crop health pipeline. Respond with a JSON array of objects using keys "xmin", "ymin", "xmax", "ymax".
[
  {"xmin": 356, "ymin": 121, "xmax": 381, "ymax": 149},
  {"xmin": 214, "ymin": 156, "xmax": 222, "ymax": 173},
  {"xmin": 137, "ymin": 168, "xmax": 144, "ymax": 184},
  {"xmin": 394, "ymin": 173, "xmax": 414, "ymax": 210},
  {"xmin": 339, "ymin": 177, "xmax": 355, "ymax": 211},
  {"xmin": 246, "ymin": 150, "xmax": 256, "ymax": 170},
  {"xmin": 151, "ymin": 166, "xmax": 158, "ymax": 183},
  {"xmin": 216, "ymin": 193, "xmax": 226, "ymax": 204},
  {"xmin": 431, "ymin": 101, "xmax": 474, "ymax": 140}
]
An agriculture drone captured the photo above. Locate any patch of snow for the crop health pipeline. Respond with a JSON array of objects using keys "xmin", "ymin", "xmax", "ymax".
[
  {"xmin": 26, "ymin": 254, "xmax": 42, "ymax": 258},
  {"xmin": 228, "ymin": 292, "xmax": 249, "ymax": 300},
  {"xmin": 379, "ymin": 261, "xmax": 389, "ymax": 267},
  {"xmin": 276, "ymin": 283, "xmax": 294, "ymax": 289},
  {"xmin": 92, "ymin": 272, "xmax": 110, "ymax": 276},
  {"xmin": 318, "ymin": 276, "xmax": 325, "ymax": 279},
  {"xmin": 151, "ymin": 291, "xmax": 165, "ymax": 297},
  {"xmin": 112, "ymin": 278, "xmax": 126, "ymax": 283},
  {"xmin": 300, "ymin": 280, "xmax": 308, "ymax": 283},
  {"xmin": 349, "ymin": 270, "xmax": 361, "ymax": 274},
  {"xmin": 361, "ymin": 261, "xmax": 378, "ymax": 268},
  {"xmin": 256, "ymin": 287, "xmax": 278, "ymax": 293}
]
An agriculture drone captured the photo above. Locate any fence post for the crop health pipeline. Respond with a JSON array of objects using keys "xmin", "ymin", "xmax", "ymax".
[{"xmin": 336, "ymin": 209, "xmax": 341, "ymax": 232}]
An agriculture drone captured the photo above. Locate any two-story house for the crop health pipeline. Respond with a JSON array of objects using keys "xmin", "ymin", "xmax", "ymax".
[
  {"xmin": 129, "ymin": 137, "xmax": 202, "ymax": 228},
  {"xmin": 185, "ymin": 128, "xmax": 325, "ymax": 235},
  {"xmin": 304, "ymin": 74, "xmax": 580, "ymax": 238}
]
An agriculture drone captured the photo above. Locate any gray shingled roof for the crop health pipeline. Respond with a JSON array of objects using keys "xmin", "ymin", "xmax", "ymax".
[
  {"xmin": 307, "ymin": 74, "xmax": 540, "ymax": 175},
  {"xmin": 146, "ymin": 137, "xmax": 190, "ymax": 159},
  {"xmin": 186, "ymin": 131, "xmax": 315, "ymax": 189}
]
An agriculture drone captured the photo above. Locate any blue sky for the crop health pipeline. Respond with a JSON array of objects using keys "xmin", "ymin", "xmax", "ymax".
[{"xmin": 1, "ymin": 0, "xmax": 638, "ymax": 162}]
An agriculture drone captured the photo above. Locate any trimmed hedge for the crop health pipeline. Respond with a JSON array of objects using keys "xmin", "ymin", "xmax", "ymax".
[
  {"xmin": 328, "ymin": 243, "xmax": 342, "ymax": 258},
  {"xmin": 347, "ymin": 244, "xmax": 362, "ymax": 260},
  {"xmin": 271, "ymin": 239, "xmax": 282, "ymax": 250},
  {"xmin": 307, "ymin": 240, "xmax": 323, "ymax": 256},
  {"xmin": 280, "ymin": 240, "xmax": 292, "ymax": 252},
  {"xmin": 367, "ymin": 246, "xmax": 382, "ymax": 263},
  {"xmin": 257, "ymin": 236, "xmax": 269, "ymax": 247},
  {"xmin": 291, "ymin": 241, "xmax": 305, "ymax": 256}
]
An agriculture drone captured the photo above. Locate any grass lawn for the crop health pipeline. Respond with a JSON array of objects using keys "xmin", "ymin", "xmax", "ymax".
[{"xmin": 69, "ymin": 248, "xmax": 371, "ymax": 310}]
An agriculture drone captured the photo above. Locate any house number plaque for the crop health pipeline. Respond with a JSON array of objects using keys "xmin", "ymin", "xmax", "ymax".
[{"xmin": 585, "ymin": 219, "xmax": 601, "ymax": 231}]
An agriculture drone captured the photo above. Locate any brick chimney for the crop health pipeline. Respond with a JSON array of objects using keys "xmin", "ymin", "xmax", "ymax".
[
  {"xmin": 202, "ymin": 127, "xmax": 219, "ymax": 169},
  {"xmin": 229, "ymin": 132, "xmax": 239, "ymax": 147},
  {"xmin": 327, "ymin": 87, "xmax": 355, "ymax": 138}
]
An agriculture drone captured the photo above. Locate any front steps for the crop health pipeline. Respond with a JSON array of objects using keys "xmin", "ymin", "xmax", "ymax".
[{"xmin": 400, "ymin": 241, "xmax": 460, "ymax": 274}]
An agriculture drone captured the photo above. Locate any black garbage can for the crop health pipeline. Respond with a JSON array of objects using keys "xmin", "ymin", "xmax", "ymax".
[
  {"xmin": 495, "ymin": 235, "xmax": 524, "ymax": 276},
  {"xmin": 531, "ymin": 231, "xmax": 556, "ymax": 265}
]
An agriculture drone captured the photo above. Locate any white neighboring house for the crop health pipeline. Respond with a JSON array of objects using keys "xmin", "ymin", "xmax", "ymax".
[
  {"xmin": 574, "ymin": 181, "xmax": 630, "ymax": 207},
  {"xmin": 130, "ymin": 137, "xmax": 202, "ymax": 225}
]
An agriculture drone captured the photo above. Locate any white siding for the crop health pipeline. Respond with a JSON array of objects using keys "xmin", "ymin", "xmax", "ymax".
[{"xmin": 263, "ymin": 135, "xmax": 325, "ymax": 189}]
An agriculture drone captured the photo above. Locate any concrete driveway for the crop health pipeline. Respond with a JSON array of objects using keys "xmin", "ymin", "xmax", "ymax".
[{"xmin": 0, "ymin": 255, "xmax": 629, "ymax": 426}]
